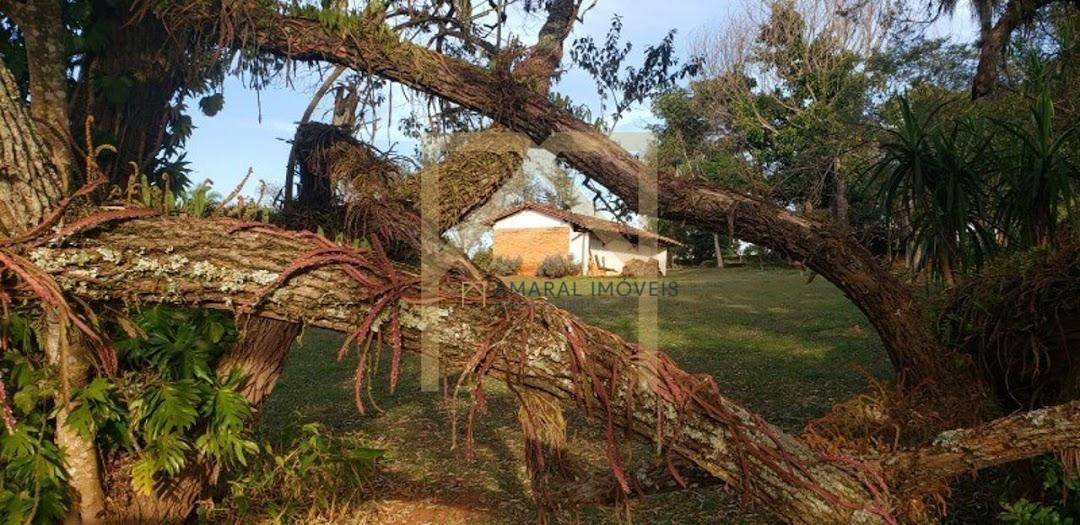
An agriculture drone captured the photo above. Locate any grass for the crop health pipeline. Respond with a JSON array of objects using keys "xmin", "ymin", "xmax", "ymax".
[{"xmin": 244, "ymin": 267, "xmax": 890, "ymax": 524}]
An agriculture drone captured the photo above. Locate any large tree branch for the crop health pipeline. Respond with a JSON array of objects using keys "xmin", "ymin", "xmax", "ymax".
[
  {"xmin": 391, "ymin": 127, "xmax": 530, "ymax": 232},
  {"xmin": 149, "ymin": 3, "xmax": 984, "ymax": 398},
  {"xmin": 971, "ymin": 0, "xmax": 1071, "ymax": 98},
  {"xmin": 288, "ymin": 122, "xmax": 528, "ymax": 252},
  {"xmin": 21, "ymin": 215, "xmax": 1080, "ymax": 524},
  {"xmin": 514, "ymin": 0, "xmax": 581, "ymax": 93},
  {"xmin": 884, "ymin": 399, "xmax": 1080, "ymax": 495}
]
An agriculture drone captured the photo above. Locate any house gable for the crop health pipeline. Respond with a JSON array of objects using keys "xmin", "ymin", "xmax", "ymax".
[
  {"xmin": 491, "ymin": 209, "xmax": 570, "ymax": 230},
  {"xmin": 489, "ymin": 204, "xmax": 673, "ymax": 276},
  {"xmin": 492, "ymin": 210, "xmax": 574, "ymax": 275}
]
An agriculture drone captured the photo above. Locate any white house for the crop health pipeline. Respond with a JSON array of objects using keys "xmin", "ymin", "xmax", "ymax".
[{"xmin": 488, "ymin": 202, "xmax": 679, "ymax": 276}]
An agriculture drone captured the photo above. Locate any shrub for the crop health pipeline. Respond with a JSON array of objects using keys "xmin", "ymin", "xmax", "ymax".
[
  {"xmin": 996, "ymin": 455, "xmax": 1079, "ymax": 525},
  {"xmin": 0, "ymin": 306, "xmax": 254, "ymax": 523},
  {"xmin": 621, "ymin": 258, "xmax": 660, "ymax": 277},
  {"xmin": 537, "ymin": 254, "xmax": 578, "ymax": 278},
  {"xmin": 471, "ymin": 248, "xmax": 493, "ymax": 270},
  {"xmin": 488, "ymin": 255, "xmax": 522, "ymax": 276},
  {"xmin": 203, "ymin": 423, "xmax": 383, "ymax": 523}
]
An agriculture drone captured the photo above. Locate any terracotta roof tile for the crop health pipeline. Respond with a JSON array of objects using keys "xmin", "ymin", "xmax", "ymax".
[{"xmin": 486, "ymin": 202, "xmax": 681, "ymax": 246}]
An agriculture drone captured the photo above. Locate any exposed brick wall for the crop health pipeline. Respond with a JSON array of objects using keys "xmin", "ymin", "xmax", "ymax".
[{"xmin": 493, "ymin": 227, "xmax": 571, "ymax": 275}]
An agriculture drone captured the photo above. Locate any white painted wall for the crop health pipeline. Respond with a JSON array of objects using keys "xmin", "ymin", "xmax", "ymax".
[
  {"xmin": 569, "ymin": 231, "xmax": 589, "ymax": 275},
  {"xmin": 588, "ymin": 231, "xmax": 669, "ymax": 275},
  {"xmin": 493, "ymin": 209, "xmax": 668, "ymax": 276},
  {"xmin": 492, "ymin": 210, "xmax": 568, "ymax": 229}
]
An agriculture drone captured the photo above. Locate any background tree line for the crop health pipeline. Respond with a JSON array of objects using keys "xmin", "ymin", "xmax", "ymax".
[{"xmin": 650, "ymin": 0, "xmax": 1078, "ymax": 280}]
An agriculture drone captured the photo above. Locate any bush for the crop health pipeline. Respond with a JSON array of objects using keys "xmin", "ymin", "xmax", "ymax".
[
  {"xmin": 204, "ymin": 423, "xmax": 383, "ymax": 523},
  {"xmin": 537, "ymin": 254, "xmax": 578, "ymax": 278},
  {"xmin": 0, "ymin": 306, "xmax": 252, "ymax": 523},
  {"xmin": 471, "ymin": 248, "xmax": 492, "ymax": 270},
  {"xmin": 621, "ymin": 258, "xmax": 660, "ymax": 277},
  {"xmin": 488, "ymin": 255, "xmax": 522, "ymax": 276},
  {"xmin": 996, "ymin": 455, "xmax": 1079, "ymax": 525}
]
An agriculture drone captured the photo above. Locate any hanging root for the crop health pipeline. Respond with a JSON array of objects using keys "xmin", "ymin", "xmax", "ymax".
[
  {"xmin": 0, "ymin": 248, "xmax": 117, "ymax": 376},
  {"xmin": 1059, "ymin": 448, "xmax": 1079, "ymax": 478},
  {"xmin": 522, "ymin": 301, "xmax": 900, "ymax": 523},
  {"xmin": 516, "ymin": 389, "xmax": 576, "ymax": 520},
  {"xmin": 226, "ymin": 221, "xmax": 426, "ymax": 415},
  {"xmin": 220, "ymin": 216, "xmax": 898, "ymax": 523}
]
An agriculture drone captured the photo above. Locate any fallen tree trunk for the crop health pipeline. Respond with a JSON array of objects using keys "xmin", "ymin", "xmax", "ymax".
[
  {"xmin": 24, "ymin": 215, "xmax": 1080, "ymax": 524},
  {"xmin": 883, "ymin": 400, "xmax": 1080, "ymax": 496},
  {"xmin": 25, "ymin": 216, "xmax": 894, "ymax": 524},
  {"xmin": 150, "ymin": 2, "xmax": 983, "ymax": 403}
]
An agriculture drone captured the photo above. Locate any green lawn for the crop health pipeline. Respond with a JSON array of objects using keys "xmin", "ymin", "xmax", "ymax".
[{"xmin": 248, "ymin": 267, "xmax": 890, "ymax": 524}]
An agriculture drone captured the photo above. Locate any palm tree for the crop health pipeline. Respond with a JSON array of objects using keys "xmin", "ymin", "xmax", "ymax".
[
  {"xmin": 993, "ymin": 89, "xmax": 1079, "ymax": 246},
  {"xmin": 872, "ymin": 97, "xmax": 994, "ymax": 284}
]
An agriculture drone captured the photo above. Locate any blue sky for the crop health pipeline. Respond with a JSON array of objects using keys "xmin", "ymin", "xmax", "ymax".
[{"xmin": 185, "ymin": 0, "xmax": 976, "ymax": 197}]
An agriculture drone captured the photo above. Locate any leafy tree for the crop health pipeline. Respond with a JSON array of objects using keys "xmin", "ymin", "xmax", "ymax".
[
  {"xmin": 569, "ymin": 14, "xmax": 700, "ymax": 132},
  {"xmin": 993, "ymin": 87, "xmax": 1079, "ymax": 246},
  {"xmin": 538, "ymin": 164, "xmax": 581, "ymax": 210},
  {"xmin": 649, "ymin": 89, "xmax": 745, "ymax": 266}
]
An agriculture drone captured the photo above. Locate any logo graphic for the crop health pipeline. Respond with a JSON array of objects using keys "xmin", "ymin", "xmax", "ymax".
[{"xmin": 419, "ymin": 131, "xmax": 660, "ymax": 391}]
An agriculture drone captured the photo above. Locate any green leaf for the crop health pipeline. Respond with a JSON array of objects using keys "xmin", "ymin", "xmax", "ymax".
[
  {"xmin": 343, "ymin": 447, "xmax": 384, "ymax": 468},
  {"xmin": 140, "ymin": 382, "xmax": 202, "ymax": 438},
  {"xmin": 207, "ymin": 320, "xmax": 226, "ymax": 345},
  {"xmin": 130, "ymin": 456, "xmax": 158, "ymax": 496},
  {"xmin": 198, "ymin": 93, "xmax": 225, "ymax": 116},
  {"xmin": 64, "ymin": 404, "xmax": 96, "ymax": 440}
]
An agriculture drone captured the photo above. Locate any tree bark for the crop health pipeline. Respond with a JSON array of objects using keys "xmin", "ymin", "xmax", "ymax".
[
  {"xmin": 0, "ymin": 57, "xmax": 65, "ymax": 234},
  {"xmin": 713, "ymin": 233, "xmax": 724, "ymax": 269},
  {"xmin": 41, "ymin": 317, "xmax": 108, "ymax": 524},
  {"xmin": 23, "ymin": 216, "xmax": 1080, "ymax": 524},
  {"xmin": 288, "ymin": 122, "xmax": 529, "ymax": 249},
  {"xmin": 67, "ymin": 6, "xmax": 195, "ymax": 184},
  {"xmin": 2, "ymin": 0, "xmax": 73, "ymax": 187},
  {"xmin": 829, "ymin": 161, "xmax": 848, "ymax": 228},
  {"xmin": 970, "ymin": 0, "xmax": 1068, "ymax": 99},
  {"xmin": 883, "ymin": 400, "xmax": 1080, "ymax": 496},
  {"xmin": 392, "ymin": 127, "xmax": 531, "ymax": 232},
  {"xmin": 220, "ymin": 317, "xmax": 302, "ymax": 409},
  {"xmin": 514, "ymin": 0, "xmax": 581, "ymax": 93},
  {"xmin": 107, "ymin": 456, "xmax": 217, "ymax": 524}
]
